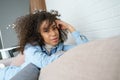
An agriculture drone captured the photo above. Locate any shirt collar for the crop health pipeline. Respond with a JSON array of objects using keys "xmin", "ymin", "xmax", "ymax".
[{"xmin": 41, "ymin": 43, "xmax": 64, "ymax": 52}]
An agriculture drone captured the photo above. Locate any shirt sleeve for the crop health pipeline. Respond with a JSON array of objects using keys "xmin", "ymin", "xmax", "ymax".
[
  {"xmin": 24, "ymin": 44, "xmax": 63, "ymax": 68},
  {"xmin": 71, "ymin": 31, "xmax": 88, "ymax": 45}
]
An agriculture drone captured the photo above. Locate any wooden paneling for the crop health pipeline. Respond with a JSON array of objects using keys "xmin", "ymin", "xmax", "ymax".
[{"xmin": 30, "ymin": 0, "xmax": 46, "ymax": 13}]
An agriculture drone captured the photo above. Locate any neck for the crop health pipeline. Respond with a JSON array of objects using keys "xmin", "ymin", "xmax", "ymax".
[
  {"xmin": 45, "ymin": 44, "xmax": 55, "ymax": 49},
  {"xmin": 44, "ymin": 44, "xmax": 55, "ymax": 53}
]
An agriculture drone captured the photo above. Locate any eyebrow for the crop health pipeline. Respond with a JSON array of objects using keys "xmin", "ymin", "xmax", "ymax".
[{"xmin": 42, "ymin": 27, "xmax": 48, "ymax": 31}]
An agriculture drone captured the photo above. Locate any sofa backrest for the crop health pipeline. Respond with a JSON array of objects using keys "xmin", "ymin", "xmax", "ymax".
[{"xmin": 39, "ymin": 35, "xmax": 120, "ymax": 80}]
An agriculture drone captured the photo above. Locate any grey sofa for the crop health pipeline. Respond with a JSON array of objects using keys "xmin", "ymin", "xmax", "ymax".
[{"xmin": 0, "ymin": 35, "xmax": 120, "ymax": 80}]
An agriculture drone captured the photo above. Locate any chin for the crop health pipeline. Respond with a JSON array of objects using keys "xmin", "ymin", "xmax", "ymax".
[{"xmin": 52, "ymin": 42, "xmax": 59, "ymax": 46}]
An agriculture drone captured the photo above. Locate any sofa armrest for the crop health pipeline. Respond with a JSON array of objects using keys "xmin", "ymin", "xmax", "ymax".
[
  {"xmin": 0, "ymin": 53, "xmax": 24, "ymax": 67},
  {"xmin": 0, "ymin": 57, "xmax": 15, "ymax": 66}
]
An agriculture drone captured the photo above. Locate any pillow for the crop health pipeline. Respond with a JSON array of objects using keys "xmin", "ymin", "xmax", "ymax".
[
  {"xmin": 10, "ymin": 63, "xmax": 40, "ymax": 80},
  {"xmin": 39, "ymin": 36, "xmax": 120, "ymax": 80}
]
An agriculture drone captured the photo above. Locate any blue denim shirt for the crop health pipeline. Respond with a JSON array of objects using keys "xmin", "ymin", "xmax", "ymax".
[{"xmin": 0, "ymin": 31, "xmax": 88, "ymax": 80}]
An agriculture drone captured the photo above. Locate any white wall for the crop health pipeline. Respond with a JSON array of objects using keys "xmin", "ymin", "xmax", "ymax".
[{"xmin": 46, "ymin": 0, "xmax": 120, "ymax": 43}]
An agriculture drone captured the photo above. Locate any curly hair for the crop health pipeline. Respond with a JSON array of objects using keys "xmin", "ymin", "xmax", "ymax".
[{"xmin": 14, "ymin": 10, "xmax": 68, "ymax": 54}]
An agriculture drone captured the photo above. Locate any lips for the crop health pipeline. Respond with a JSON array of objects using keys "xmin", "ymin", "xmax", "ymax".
[{"xmin": 52, "ymin": 37, "xmax": 59, "ymax": 42}]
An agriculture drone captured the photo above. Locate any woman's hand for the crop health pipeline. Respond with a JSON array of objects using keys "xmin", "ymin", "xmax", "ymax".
[{"xmin": 56, "ymin": 20, "xmax": 76, "ymax": 33}]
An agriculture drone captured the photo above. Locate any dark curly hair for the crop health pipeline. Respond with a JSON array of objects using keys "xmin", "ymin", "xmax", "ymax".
[{"xmin": 14, "ymin": 10, "xmax": 68, "ymax": 54}]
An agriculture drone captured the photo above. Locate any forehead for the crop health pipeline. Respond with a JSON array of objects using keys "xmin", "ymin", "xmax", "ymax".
[{"xmin": 40, "ymin": 20, "xmax": 56, "ymax": 30}]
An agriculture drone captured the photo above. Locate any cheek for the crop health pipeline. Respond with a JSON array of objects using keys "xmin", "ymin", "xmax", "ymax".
[
  {"xmin": 56, "ymin": 29, "xmax": 59, "ymax": 35},
  {"xmin": 40, "ymin": 32, "xmax": 45, "ymax": 40},
  {"xmin": 41, "ymin": 34, "xmax": 49, "ymax": 41},
  {"xmin": 57, "ymin": 30, "xmax": 60, "ymax": 37}
]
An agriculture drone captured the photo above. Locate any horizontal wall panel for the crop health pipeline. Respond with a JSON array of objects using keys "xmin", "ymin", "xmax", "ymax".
[{"xmin": 46, "ymin": 0, "xmax": 120, "ymax": 42}]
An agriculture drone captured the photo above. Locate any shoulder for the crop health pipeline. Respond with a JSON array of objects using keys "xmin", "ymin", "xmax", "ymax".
[{"xmin": 24, "ymin": 43, "xmax": 42, "ymax": 53}]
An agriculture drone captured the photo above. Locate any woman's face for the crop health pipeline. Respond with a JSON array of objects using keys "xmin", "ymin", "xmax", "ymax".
[{"xmin": 39, "ymin": 20, "xmax": 59, "ymax": 46}]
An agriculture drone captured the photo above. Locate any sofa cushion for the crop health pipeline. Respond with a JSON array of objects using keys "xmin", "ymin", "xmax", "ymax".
[{"xmin": 39, "ymin": 36, "xmax": 120, "ymax": 80}]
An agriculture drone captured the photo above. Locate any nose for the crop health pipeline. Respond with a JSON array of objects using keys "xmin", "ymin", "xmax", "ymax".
[{"xmin": 49, "ymin": 29, "xmax": 56, "ymax": 36}]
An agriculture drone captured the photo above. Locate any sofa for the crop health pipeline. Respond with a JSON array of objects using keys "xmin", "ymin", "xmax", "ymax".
[
  {"xmin": 39, "ymin": 35, "xmax": 120, "ymax": 80},
  {"xmin": 0, "ymin": 35, "xmax": 120, "ymax": 80}
]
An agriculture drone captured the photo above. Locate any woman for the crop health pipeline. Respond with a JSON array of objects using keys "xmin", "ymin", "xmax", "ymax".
[{"xmin": 0, "ymin": 10, "xmax": 88, "ymax": 80}]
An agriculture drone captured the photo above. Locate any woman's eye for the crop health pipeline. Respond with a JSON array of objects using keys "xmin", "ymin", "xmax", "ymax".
[{"xmin": 43, "ymin": 29, "xmax": 49, "ymax": 32}]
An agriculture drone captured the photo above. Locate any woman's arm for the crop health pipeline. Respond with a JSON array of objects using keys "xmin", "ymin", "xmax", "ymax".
[
  {"xmin": 56, "ymin": 20, "xmax": 75, "ymax": 33},
  {"xmin": 24, "ymin": 44, "xmax": 63, "ymax": 68},
  {"xmin": 56, "ymin": 20, "xmax": 88, "ymax": 44}
]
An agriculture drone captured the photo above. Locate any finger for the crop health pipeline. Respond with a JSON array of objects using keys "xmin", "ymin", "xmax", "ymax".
[
  {"xmin": 55, "ymin": 20, "xmax": 63, "ymax": 29},
  {"xmin": 55, "ymin": 20, "xmax": 60, "ymax": 28},
  {"xmin": 55, "ymin": 20, "xmax": 68, "ymax": 30}
]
